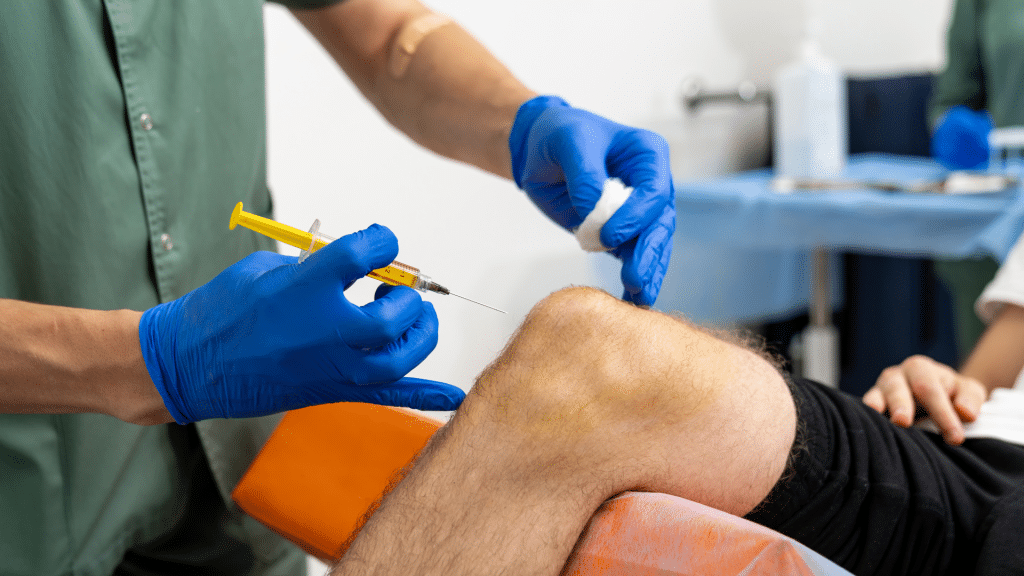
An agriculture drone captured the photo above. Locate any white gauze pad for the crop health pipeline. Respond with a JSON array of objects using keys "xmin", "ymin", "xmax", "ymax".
[{"xmin": 574, "ymin": 178, "xmax": 632, "ymax": 252}]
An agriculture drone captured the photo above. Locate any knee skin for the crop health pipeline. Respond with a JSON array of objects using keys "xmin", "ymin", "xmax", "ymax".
[
  {"xmin": 464, "ymin": 287, "xmax": 684, "ymax": 434},
  {"xmin": 452, "ymin": 287, "xmax": 796, "ymax": 514}
]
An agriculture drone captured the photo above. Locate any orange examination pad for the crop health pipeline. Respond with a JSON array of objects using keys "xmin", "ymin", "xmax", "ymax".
[{"xmin": 233, "ymin": 402, "xmax": 843, "ymax": 574}]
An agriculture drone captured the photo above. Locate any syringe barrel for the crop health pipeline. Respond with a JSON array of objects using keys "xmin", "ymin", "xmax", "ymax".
[
  {"xmin": 367, "ymin": 260, "xmax": 422, "ymax": 290},
  {"xmin": 373, "ymin": 260, "xmax": 449, "ymax": 294},
  {"xmin": 309, "ymin": 230, "xmax": 425, "ymax": 291}
]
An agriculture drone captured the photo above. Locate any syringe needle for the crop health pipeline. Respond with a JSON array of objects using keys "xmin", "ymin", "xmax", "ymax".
[{"xmin": 449, "ymin": 292, "xmax": 507, "ymax": 314}]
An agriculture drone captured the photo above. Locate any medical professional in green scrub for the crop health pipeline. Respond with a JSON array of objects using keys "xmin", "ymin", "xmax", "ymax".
[
  {"xmin": 929, "ymin": 0, "xmax": 1024, "ymax": 360},
  {"xmin": 0, "ymin": 1, "xmax": 675, "ymax": 574}
]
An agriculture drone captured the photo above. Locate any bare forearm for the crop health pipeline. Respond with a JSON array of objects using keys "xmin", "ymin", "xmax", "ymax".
[
  {"xmin": 374, "ymin": 22, "xmax": 536, "ymax": 178},
  {"xmin": 292, "ymin": 0, "xmax": 537, "ymax": 179},
  {"xmin": 0, "ymin": 299, "xmax": 171, "ymax": 425},
  {"xmin": 960, "ymin": 304, "xmax": 1024, "ymax": 394}
]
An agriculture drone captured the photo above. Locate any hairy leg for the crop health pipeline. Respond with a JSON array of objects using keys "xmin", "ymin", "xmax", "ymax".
[{"xmin": 331, "ymin": 287, "xmax": 796, "ymax": 576}]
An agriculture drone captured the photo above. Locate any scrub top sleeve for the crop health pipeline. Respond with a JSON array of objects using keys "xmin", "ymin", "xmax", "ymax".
[{"xmin": 929, "ymin": 0, "xmax": 987, "ymax": 129}]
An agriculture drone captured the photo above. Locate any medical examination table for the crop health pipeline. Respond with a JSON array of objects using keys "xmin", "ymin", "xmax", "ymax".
[{"xmin": 233, "ymin": 402, "xmax": 851, "ymax": 575}]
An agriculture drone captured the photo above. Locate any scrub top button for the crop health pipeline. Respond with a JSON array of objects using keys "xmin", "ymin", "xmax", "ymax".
[
  {"xmin": 160, "ymin": 233, "xmax": 174, "ymax": 251},
  {"xmin": 140, "ymin": 113, "xmax": 154, "ymax": 131}
]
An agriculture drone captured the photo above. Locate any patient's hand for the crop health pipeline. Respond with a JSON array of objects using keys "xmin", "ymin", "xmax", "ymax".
[{"xmin": 863, "ymin": 355, "xmax": 989, "ymax": 445}]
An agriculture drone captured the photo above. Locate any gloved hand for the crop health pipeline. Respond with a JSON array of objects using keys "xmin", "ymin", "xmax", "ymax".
[
  {"xmin": 932, "ymin": 105, "xmax": 993, "ymax": 170},
  {"xmin": 509, "ymin": 95, "xmax": 675, "ymax": 306},
  {"xmin": 138, "ymin": 224, "xmax": 465, "ymax": 424}
]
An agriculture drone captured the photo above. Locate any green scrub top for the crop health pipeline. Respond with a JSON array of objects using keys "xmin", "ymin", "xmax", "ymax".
[
  {"xmin": 930, "ymin": 0, "xmax": 1024, "ymax": 128},
  {"xmin": 0, "ymin": 1, "xmax": 339, "ymax": 574},
  {"xmin": 928, "ymin": 0, "xmax": 1024, "ymax": 358}
]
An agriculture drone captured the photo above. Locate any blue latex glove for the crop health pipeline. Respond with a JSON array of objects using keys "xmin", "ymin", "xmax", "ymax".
[
  {"xmin": 932, "ymin": 105, "xmax": 992, "ymax": 170},
  {"xmin": 138, "ymin": 224, "xmax": 465, "ymax": 423},
  {"xmin": 509, "ymin": 95, "xmax": 675, "ymax": 306}
]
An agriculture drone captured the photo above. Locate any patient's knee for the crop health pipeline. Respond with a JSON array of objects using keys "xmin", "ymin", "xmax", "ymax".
[
  {"xmin": 480, "ymin": 287, "xmax": 639, "ymax": 392},
  {"xmin": 499, "ymin": 286, "xmax": 629, "ymax": 378},
  {"xmin": 466, "ymin": 286, "xmax": 716, "ymax": 438},
  {"xmin": 441, "ymin": 287, "xmax": 794, "ymax": 513}
]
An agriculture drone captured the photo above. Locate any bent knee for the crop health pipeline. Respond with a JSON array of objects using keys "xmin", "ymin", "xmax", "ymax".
[
  {"xmin": 466, "ymin": 287, "xmax": 724, "ymax": 435},
  {"xmin": 482, "ymin": 286, "xmax": 653, "ymax": 392},
  {"xmin": 513, "ymin": 286, "xmax": 628, "ymax": 361}
]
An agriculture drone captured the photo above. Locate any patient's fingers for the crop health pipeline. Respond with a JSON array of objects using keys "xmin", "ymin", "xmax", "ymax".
[
  {"xmin": 869, "ymin": 355, "xmax": 988, "ymax": 445},
  {"xmin": 952, "ymin": 376, "xmax": 988, "ymax": 423},
  {"xmin": 862, "ymin": 387, "xmax": 886, "ymax": 414},
  {"xmin": 905, "ymin": 364, "xmax": 963, "ymax": 445},
  {"xmin": 900, "ymin": 355, "xmax": 972, "ymax": 444},
  {"xmin": 870, "ymin": 364, "xmax": 916, "ymax": 427}
]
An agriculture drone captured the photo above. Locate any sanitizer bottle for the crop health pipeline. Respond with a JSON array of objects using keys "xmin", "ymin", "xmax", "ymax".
[{"xmin": 773, "ymin": 21, "xmax": 847, "ymax": 179}]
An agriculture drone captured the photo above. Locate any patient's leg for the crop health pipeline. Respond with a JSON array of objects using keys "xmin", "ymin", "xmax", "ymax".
[{"xmin": 331, "ymin": 287, "xmax": 796, "ymax": 576}]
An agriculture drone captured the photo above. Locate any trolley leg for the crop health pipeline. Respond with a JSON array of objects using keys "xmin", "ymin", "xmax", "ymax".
[{"xmin": 802, "ymin": 248, "xmax": 839, "ymax": 387}]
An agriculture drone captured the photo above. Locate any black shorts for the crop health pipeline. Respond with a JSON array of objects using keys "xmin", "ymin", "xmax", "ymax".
[{"xmin": 744, "ymin": 377, "xmax": 1024, "ymax": 576}]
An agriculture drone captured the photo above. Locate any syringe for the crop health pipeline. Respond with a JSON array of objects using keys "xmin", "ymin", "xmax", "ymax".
[{"xmin": 229, "ymin": 203, "xmax": 505, "ymax": 314}]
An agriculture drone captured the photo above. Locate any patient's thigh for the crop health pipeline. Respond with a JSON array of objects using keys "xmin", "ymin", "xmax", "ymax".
[{"xmin": 748, "ymin": 377, "xmax": 1024, "ymax": 575}]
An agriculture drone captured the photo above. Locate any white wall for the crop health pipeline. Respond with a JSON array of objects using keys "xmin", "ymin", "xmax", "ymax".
[{"xmin": 261, "ymin": 3, "xmax": 953, "ymax": 572}]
